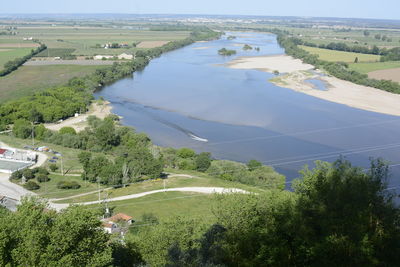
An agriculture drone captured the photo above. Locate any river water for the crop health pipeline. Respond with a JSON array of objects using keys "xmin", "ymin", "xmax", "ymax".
[{"xmin": 95, "ymin": 32, "xmax": 400, "ymax": 190}]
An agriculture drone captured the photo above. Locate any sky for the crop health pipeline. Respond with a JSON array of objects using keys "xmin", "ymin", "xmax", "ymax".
[{"xmin": 1, "ymin": 0, "xmax": 399, "ymax": 20}]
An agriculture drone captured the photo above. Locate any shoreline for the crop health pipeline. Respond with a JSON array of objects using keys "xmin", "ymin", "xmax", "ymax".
[
  {"xmin": 44, "ymin": 100, "xmax": 113, "ymax": 132},
  {"xmin": 227, "ymin": 55, "xmax": 400, "ymax": 117}
]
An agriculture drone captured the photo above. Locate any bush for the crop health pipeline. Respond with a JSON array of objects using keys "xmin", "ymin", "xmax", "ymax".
[
  {"xmin": 177, "ymin": 148, "xmax": 195, "ymax": 159},
  {"xmin": 33, "ymin": 167, "xmax": 49, "ymax": 176},
  {"xmin": 49, "ymin": 164, "xmax": 58, "ymax": 172},
  {"xmin": 59, "ymin": 126, "xmax": 77, "ymax": 135},
  {"xmin": 24, "ymin": 181, "xmax": 40, "ymax": 190},
  {"xmin": 36, "ymin": 174, "xmax": 50, "ymax": 183},
  {"xmin": 57, "ymin": 181, "xmax": 81, "ymax": 189},
  {"xmin": 22, "ymin": 169, "xmax": 35, "ymax": 180},
  {"xmin": 10, "ymin": 170, "xmax": 23, "ymax": 180}
]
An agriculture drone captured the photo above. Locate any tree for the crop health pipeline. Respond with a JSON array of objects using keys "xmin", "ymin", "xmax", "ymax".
[
  {"xmin": 246, "ymin": 159, "xmax": 262, "ymax": 171},
  {"xmin": 177, "ymin": 148, "xmax": 195, "ymax": 159},
  {"xmin": 195, "ymin": 152, "xmax": 212, "ymax": 172},
  {"xmin": 36, "ymin": 173, "xmax": 50, "ymax": 183},
  {"xmin": 13, "ymin": 119, "xmax": 32, "ymax": 139},
  {"xmin": 10, "ymin": 170, "xmax": 23, "ymax": 180},
  {"xmin": 363, "ymin": 30, "xmax": 370, "ymax": 36},
  {"xmin": 354, "ymin": 56, "xmax": 359, "ymax": 63}
]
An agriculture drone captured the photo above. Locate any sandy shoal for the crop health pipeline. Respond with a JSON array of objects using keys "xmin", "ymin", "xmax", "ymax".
[
  {"xmin": 228, "ymin": 55, "xmax": 314, "ymax": 73},
  {"xmin": 227, "ymin": 55, "xmax": 400, "ymax": 117}
]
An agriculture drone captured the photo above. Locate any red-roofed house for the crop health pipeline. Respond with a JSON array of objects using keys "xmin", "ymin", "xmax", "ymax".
[{"xmin": 107, "ymin": 213, "xmax": 133, "ymax": 224}]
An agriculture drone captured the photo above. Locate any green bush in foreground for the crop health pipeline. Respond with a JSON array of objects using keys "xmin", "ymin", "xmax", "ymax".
[
  {"xmin": 57, "ymin": 181, "xmax": 81, "ymax": 189},
  {"xmin": 24, "ymin": 181, "xmax": 40, "ymax": 190}
]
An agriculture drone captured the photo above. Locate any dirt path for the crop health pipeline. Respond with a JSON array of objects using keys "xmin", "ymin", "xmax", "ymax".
[
  {"xmin": 78, "ymin": 187, "xmax": 248, "ymax": 206},
  {"xmin": 44, "ymin": 101, "xmax": 112, "ymax": 132}
]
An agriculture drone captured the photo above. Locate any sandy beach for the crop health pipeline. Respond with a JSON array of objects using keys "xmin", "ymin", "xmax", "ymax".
[
  {"xmin": 45, "ymin": 101, "xmax": 112, "ymax": 132},
  {"xmin": 227, "ymin": 55, "xmax": 400, "ymax": 117}
]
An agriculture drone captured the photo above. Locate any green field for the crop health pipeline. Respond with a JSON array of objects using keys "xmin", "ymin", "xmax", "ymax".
[
  {"xmin": 300, "ymin": 45, "xmax": 381, "ymax": 62},
  {"xmin": 34, "ymin": 48, "xmax": 75, "ymax": 57},
  {"xmin": 0, "ymin": 47, "xmax": 33, "ymax": 69},
  {"xmin": 1, "ymin": 27, "xmax": 190, "ymax": 56},
  {"xmin": 348, "ymin": 61, "xmax": 400, "ymax": 74},
  {"xmin": 0, "ymin": 64, "xmax": 107, "ymax": 102}
]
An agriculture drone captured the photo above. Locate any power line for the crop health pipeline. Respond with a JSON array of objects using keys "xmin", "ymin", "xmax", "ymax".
[{"xmin": 198, "ymin": 118, "xmax": 400, "ymax": 147}]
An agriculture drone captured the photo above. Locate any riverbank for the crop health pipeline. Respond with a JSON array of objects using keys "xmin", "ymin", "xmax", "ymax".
[
  {"xmin": 44, "ymin": 101, "xmax": 112, "ymax": 132},
  {"xmin": 227, "ymin": 55, "xmax": 400, "ymax": 117}
]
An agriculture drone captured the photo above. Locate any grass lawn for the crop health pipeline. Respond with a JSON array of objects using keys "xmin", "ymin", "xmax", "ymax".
[
  {"xmin": 86, "ymin": 191, "xmax": 217, "ymax": 223},
  {"xmin": 12, "ymin": 173, "xmax": 106, "ymax": 199},
  {"xmin": 0, "ymin": 64, "xmax": 106, "ymax": 102},
  {"xmin": 56, "ymin": 169, "xmax": 265, "ymax": 204},
  {"xmin": 300, "ymin": 45, "xmax": 381, "ymax": 63},
  {"xmin": 0, "ymin": 47, "xmax": 33, "ymax": 70},
  {"xmin": 348, "ymin": 61, "xmax": 400, "ymax": 74}
]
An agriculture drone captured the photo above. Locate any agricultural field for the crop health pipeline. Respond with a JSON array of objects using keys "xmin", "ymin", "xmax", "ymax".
[
  {"xmin": 368, "ymin": 68, "xmax": 400, "ymax": 83},
  {"xmin": 0, "ymin": 64, "xmax": 107, "ymax": 102},
  {"xmin": 34, "ymin": 48, "xmax": 76, "ymax": 57},
  {"xmin": 348, "ymin": 61, "xmax": 400, "ymax": 73},
  {"xmin": 300, "ymin": 45, "xmax": 381, "ymax": 62},
  {"xmin": 0, "ymin": 47, "xmax": 34, "ymax": 70},
  {"xmin": 282, "ymin": 26, "xmax": 400, "ymax": 48},
  {"xmin": 2, "ymin": 27, "xmax": 190, "ymax": 56}
]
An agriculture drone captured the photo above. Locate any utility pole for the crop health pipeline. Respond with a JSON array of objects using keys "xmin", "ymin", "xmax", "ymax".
[
  {"xmin": 60, "ymin": 156, "xmax": 64, "ymax": 176},
  {"xmin": 31, "ymin": 122, "xmax": 35, "ymax": 146}
]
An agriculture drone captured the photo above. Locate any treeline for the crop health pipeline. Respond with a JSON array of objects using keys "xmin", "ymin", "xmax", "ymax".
[
  {"xmin": 298, "ymin": 39, "xmax": 400, "ymax": 61},
  {"xmin": 0, "ymin": 28, "xmax": 221, "ymax": 131},
  {"xmin": 162, "ymin": 147, "xmax": 285, "ymax": 188},
  {"xmin": 0, "ymin": 43, "xmax": 46, "ymax": 76},
  {"xmin": 275, "ymin": 31, "xmax": 400, "ymax": 94}
]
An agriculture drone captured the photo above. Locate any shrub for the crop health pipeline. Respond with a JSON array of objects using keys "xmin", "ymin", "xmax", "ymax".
[
  {"xmin": 33, "ymin": 167, "xmax": 49, "ymax": 176},
  {"xmin": 57, "ymin": 181, "xmax": 81, "ymax": 189},
  {"xmin": 22, "ymin": 169, "xmax": 35, "ymax": 180},
  {"xmin": 36, "ymin": 174, "xmax": 50, "ymax": 183},
  {"xmin": 177, "ymin": 148, "xmax": 195, "ymax": 159},
  {"xmin": 10, "ymin": 170, "xmax": 23, "ymax": 180},
  {"xmin": 59, "ymin": 126, "xmax": 77, "ymax": 135},
  {"xmin": 49, "ymin": 164, "xmax": 58, "ymax": 172},
  {"xmin": 24, "ymin": 181, "xmax": 40, "ymax": 190}
]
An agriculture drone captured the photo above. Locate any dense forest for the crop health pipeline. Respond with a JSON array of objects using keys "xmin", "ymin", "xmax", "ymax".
[{"xmin": 1, "ymin": 159, "xmax": 399, "ymax": 266}]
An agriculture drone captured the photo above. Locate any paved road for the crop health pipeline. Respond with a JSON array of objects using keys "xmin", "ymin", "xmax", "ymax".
[{"xmin": 79, "ymin": 187, "xmax": 249, "ymax": 206}]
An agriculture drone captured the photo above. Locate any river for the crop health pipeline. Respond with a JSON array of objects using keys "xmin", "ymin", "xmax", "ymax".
[{"xmin": 95, "ymin": 32, "xmax": 400, "ymax": 191}]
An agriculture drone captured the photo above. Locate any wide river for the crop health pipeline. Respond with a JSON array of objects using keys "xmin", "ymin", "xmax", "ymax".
[{"xmin": 96, "ymin": 32, "xmax": 400, "ymax": 191}]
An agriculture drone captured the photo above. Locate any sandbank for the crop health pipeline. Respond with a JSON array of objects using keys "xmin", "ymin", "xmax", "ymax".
[{"xmin": 227, "ymin": 54, "xmax": 400, "ymax": 117}]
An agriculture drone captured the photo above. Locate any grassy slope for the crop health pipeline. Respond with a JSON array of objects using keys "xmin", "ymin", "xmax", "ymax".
[
  {"xmin": 348, "ymin": 61, "xmax": 400, "ymax": 74},
  {"xmin": 88, "ymin": 191, "xmax": 218, "ymax": 223},
  {"xmin": 0, "ymin": 65, "xmax": 107, "ymax": 102},
  {"xmin": 300, "ymin": 45, "xmax": 380, "ymax": 63}
]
